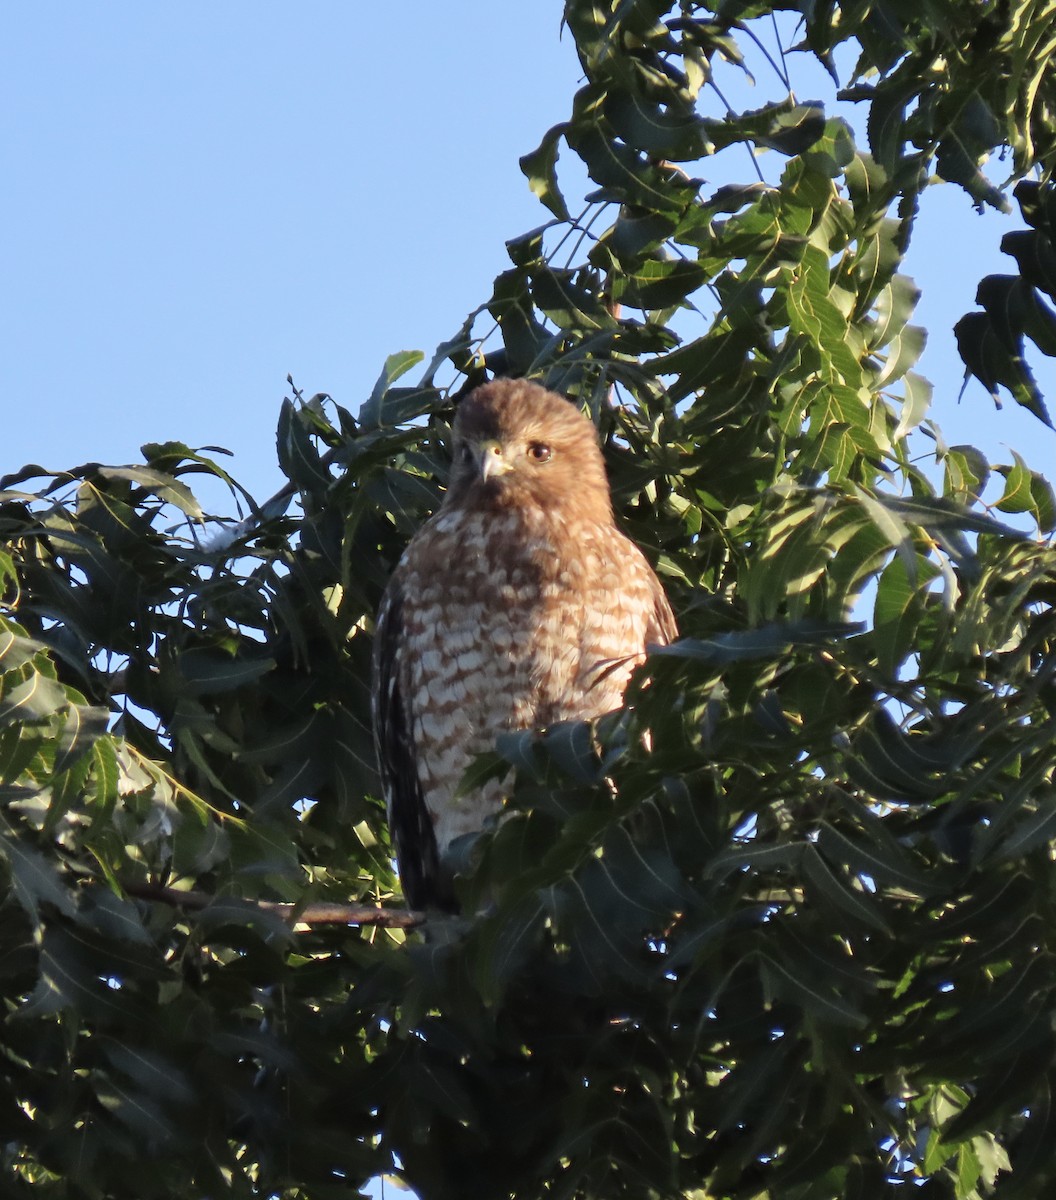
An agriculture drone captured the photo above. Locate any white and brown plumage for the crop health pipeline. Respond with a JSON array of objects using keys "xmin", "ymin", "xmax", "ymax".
[{"xmin": 372, "ymin": 379, "xmax": 676, "ymax": 909}]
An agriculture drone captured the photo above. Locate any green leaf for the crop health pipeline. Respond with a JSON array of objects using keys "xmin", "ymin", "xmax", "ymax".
[
  {"xmin": 0, "ymin": 622, "xmax": 48, "ymax": 674},
  {"xmin": 759, "ymin": 951, "xmax": 867, "ymax": 1028},
  {"xmin": 0, "ymin": 724, "xmax": 46, "ymax": 784},
  {"xmin": 995, "ymin": 451, "xmax": 1039, "ymax": 514},
  {"xmin": 615, "ymin": 258, "xmax": 709, "ymax": 309},
  {"xmin": 96, "ymin": 466, "xmax": 204, "ymax": 520},
  {"xmin": 873, "ymin": 553, "xmax": 923, "ymax": 675},
  {"xmin": 53, "ymin": 703, "xmax": 111, "ymax": 775},
  {"xmin": 943, "ymin": 443, "xmax": 991, "ymax": 502},
  {"xmin": 801, "ymin": 844, "xmax": 892, "ymax": 934},
  {"xmin": 817, "ymin": 821, "xmax": 935, "ymax": 896},
  {"xmin": 0, "ymin": 831, "xmax": 77, "ymax": 921},
  {"xmin": 995, "ymin": 802, "xmax": 1056, "ymax": 860},
  {"xmin": 1030, "ymin": 470, "xmax": 1056, "ymax": 532},
  {"xmin": 20, "ymin": 926, "xmax": 137, "ymax": 1020},
  {"xmin": 519, "ymin": 122, "xmax": 571, "ymax": 221},
  {"xmin": 651, "ymin": 621, "xmax": 860, "ymax": 666},
  {"xmin": 276, "ymin": 397, "xmax": 334, "ymax": 494},
  {"xmin": 541, "ymin": 721, "xmax": 600, "ymax": 785},
  {"xmin": 89, "ymin": 736, "xmax": 120, "ymax": 818},
  {"xmin": 468, "ymin": 893, "xmax": 546, "ymax": 1005},
  {"xmin": 935, "ymin": 133, "xmax": 1009, "ymax": 213},
  {"xmin": 94, "ymin": 1074, "xmax": 180, "ymax": 1145},
  {"xmin": 359, "ymin": 351, "xmax": 428, "ymax": 430},
  {"xmin": 0, "ymin": 672, "xmax": 68, "ymax": 725},
  {"xmin": 955, "ymin": 311, "xmax": 1052, "ymax": 427},
  {"xmin": 170, "ymin": 811, "xmax": 230, "ymax": 876},
  {"xmin": 893, "ymin": 371, "xmax": 932, "ymax": 441},
  {"xmin": 100, "ymin": 1039, "xmax": 196, "ymax": 1107},
  {"xmin": 177, "ymin": 649, "xmax": 276, "ymax": 695}
]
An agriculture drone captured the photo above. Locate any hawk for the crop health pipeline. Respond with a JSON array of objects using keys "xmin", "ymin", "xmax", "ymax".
[{"xmin": 372, "ymin": 379, "xmax": 676, "ymax": 909}]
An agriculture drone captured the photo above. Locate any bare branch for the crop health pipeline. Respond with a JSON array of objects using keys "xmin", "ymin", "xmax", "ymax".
[{"xmin": 123, "ymin": 881, "xmax": 425, "ymax": 929}]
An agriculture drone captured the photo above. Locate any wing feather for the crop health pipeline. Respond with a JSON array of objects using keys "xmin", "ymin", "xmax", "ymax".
[
  {"xmin": 646, "ymin": 569, "xmax": 678, "ymax": 647},
  {"xmin": 371, "ymin": 577, "xmax": 441, "ymax": 910}
]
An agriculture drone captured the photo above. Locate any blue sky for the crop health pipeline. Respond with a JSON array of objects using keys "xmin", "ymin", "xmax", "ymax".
[
  {"xmin": 6, "ymin": 3, "xmax": 1053, "ymax": 515},
  {"xmin": 6, "ymin": 5, "xmax": 581, "ymax": 503}
]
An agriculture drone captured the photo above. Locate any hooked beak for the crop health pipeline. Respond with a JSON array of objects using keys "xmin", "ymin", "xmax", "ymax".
[{"xmin": 475, "ymin": 439, "xmax": 511, "ymax": 482}]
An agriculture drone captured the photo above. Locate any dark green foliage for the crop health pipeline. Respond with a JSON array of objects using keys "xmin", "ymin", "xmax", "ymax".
[
  {"xmin": 2, "ymin": 2, "xmax": 1056, "ymax": 1197},
  {"xmin": 957, "ymin": 180, "xmax": 1056, "ymax": 428}
]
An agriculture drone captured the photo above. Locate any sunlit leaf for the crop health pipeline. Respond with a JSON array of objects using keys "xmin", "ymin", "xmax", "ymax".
[{"xmin": 519, "ymin": 122, "xmax": 571, "ymax": 222}]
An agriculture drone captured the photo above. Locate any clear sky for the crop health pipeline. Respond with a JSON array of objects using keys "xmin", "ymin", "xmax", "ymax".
[
  {"xmin": 6, "ymin": 2, "xmax": 1053, "ymax": 515},
  {"xmin": 6, "ymin": 4, "xmax": 583, "ymax": 504}
]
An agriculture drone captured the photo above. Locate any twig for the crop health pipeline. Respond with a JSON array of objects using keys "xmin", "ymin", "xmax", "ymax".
[{"xmin": 123, "ymin": 881, "xmax": 425, "ymax": 929}]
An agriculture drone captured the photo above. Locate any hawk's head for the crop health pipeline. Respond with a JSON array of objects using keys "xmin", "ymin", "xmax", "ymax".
[{"xmin": 445, "ymin": 379, "xmax": 613, "ymax": 524}]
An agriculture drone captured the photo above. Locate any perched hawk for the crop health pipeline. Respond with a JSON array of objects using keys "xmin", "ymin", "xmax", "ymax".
[{"xmin": 372, "ymin": 379, "xmax": 676, "ymax": 909}]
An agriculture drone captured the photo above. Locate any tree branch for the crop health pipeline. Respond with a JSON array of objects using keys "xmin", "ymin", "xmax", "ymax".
[{"xmin": 123, "ymin": 881, "xmax": 425, "ymax": 929}]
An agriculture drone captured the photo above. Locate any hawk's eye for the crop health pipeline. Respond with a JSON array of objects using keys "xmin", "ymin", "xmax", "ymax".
[{"xmin": 527, "ymin": 442, "xmax": 552, "ymax": 464}]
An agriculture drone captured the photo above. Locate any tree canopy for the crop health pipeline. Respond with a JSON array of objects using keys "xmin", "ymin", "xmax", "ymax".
[{"xmin": 4, "ymin": 1, "xmax": 1056, "ymax": 1197}]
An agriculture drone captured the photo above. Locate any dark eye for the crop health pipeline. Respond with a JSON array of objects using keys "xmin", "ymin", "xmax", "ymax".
[{"xmin": 527, "ymin": 442, "xmax": 552, "ymax": 463}]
